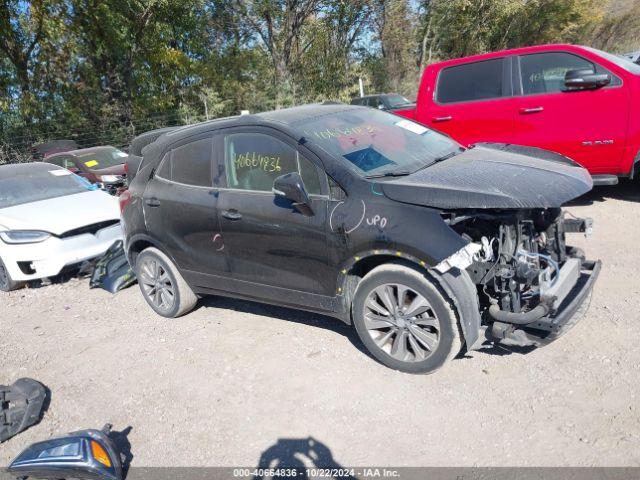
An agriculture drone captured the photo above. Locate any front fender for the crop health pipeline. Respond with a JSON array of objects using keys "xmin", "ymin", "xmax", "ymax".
[
  {"xmin": 329, "ymin": 195, "xmax": 468, "ymax": 268},
  {"xmin": 430, "ymin": 267, "xmax": 483, "ymax": 351}
]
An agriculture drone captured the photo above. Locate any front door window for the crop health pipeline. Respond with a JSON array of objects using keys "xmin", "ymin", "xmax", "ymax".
[{"xmin": 224, "ymin": 133, "xmax": 321, "ymax": 194}]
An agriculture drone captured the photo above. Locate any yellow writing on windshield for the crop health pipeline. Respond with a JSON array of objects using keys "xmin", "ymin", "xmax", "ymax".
[
  {"xmin": 234, "ymin": 152, "xmax": 282, "ymax": 173},
  {"xmin": 305, "ymin": 124, "xmax": 381, "ymax": 141},
  {"xmin": 84, "ymin": 160, "xmax": 99, "ymax": 168}
]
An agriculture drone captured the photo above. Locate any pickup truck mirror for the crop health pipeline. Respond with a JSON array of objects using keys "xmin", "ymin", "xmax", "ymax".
[
  {"xmin": 564, "ymin": 69, "xmax": 611, "ymax": 91},
  {"xmin": 273, "ymin": 172, "xmax": 313, "ymax": 216}
]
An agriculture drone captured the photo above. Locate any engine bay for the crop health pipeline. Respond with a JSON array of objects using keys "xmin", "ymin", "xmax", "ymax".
[{"xmin": 443, "ymin": 208, "xmax": 593, "ymax": 340}]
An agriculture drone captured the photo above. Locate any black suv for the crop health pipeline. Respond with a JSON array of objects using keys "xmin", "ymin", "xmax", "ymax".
[
  {"xmin": 350, "ymin": 94, "xmax": 415, "ymax": 112},
  {"xmin": 121, "ymin": 104, "xmax": 601, "ymax": 374}
]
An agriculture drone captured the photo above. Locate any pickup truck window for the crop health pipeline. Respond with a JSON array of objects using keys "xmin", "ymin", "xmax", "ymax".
[
  {"xmin": 519, "ymin": 52, "xmax": 595, "ymax": 95},
  {"xmin": 436, "ymin": 58, "xmax": 504, "ymax": 104},
  {"xmin": 519, "ymin": 52, "xmax": 622, "ymax": 95}
]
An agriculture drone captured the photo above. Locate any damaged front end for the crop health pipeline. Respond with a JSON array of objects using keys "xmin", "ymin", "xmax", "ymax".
[{"xmin": 442, "ymin": 208, "xmax": 601, "ymax": 348}]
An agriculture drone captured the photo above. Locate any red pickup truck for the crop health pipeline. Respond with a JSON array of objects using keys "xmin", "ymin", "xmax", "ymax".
[{"xmin": 398, "ymin": 44, "xmax": 640, "ymax": 185}]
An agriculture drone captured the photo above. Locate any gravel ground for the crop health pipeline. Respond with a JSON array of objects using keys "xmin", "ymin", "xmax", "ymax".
[{"xmin": 1, "ymin": 181, "xmax": 640, "ymax": 468}]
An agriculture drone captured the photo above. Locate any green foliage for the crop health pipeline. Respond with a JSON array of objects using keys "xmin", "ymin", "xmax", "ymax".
[
  {"xmin": 0, "ymin": 0, "xmax": 631, "ymax": 156},
  {"xmin": 591, "ymin": 3, "xmax": 640, "ymax": 52},
  {"xmin": 419, "ymin": 0, "xmax": 601, "ymax": 62}
]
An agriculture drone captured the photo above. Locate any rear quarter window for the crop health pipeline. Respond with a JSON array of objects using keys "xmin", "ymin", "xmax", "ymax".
[
  {"xmin": 436, "ymin": 58, "xmax": 505, "ymax": 104},
  {"xmin": 156, "ymin": 138, "xmax": 213, "ymax": 187}
]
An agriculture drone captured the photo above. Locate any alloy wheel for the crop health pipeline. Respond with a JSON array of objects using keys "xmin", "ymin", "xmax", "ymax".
[
  {"xmin": 363, "ymin": 283, "xmax": 441, "ymax": 362},
  {"xmin": 139, "ymin": 258, "xmax": 175, "ymax": 312}
]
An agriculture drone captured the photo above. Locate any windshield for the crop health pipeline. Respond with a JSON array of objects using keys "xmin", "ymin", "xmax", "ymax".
[
  {"xmin": 385, "ymin": 94, "xmax": 414, "ymax": 108},
  {"xmin": 0, "ymin": 167, "xmax": 93, "ymax": 208},
  {"xmin": 296, "ymin": 109, "xmax": 460, "ymax": 177},
  {"xmin": 585, "ymin": 46, "xmax": 640, "ymax": 75},
  {"xmin": 75, "ymin": 147, "xmax": 128, "ymax": 169}
]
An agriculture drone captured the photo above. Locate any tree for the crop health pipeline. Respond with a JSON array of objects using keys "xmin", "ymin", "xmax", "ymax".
[
  {"xmin": 590, "ymin": 3, "xmax": 640, "ymax": 52},
  {"xmin": 232, "ymin": 0, "xmax": 322, "ymax": 108},
  {"xmin": 295, "ymin": 0, "xmax": 370, "ymax": 100},
  {"xmin": 370, "ymin": 0, "xmax": 416, "ymax": 93},
  {"xmin": 0, "ymin": 0, "xmax": 53, "ymax": 124},
  {"xmin": 418, "ymin": 0, "xmax": 601, "ymax": 63}
]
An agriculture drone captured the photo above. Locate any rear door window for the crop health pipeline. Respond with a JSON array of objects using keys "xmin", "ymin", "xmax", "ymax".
[
  {"xmin": 437, "ymin": 58, "xmax": 505, "ymax": 103},
  {"xmin": 224, "ymin": 133, "xmax": 322, "ymax": 195}
]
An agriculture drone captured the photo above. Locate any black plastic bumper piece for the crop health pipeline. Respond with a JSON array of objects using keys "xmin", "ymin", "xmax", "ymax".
[
  {"xmin": 497, "ymin": 260, "xmax": 601, "ymax": 347},
  {"xmin": 0, "ymin": 378, "xmax": 47, "ymax": 443}
]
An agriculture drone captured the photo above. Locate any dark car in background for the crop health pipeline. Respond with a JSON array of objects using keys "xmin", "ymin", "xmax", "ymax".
[
  {"xmin": 623, "ymin": 51, "xmax": 640, "ymax": 65},
  {"xmin": 45, "ymin": 146, "xmax": 128, "ymax": 195},
  {"xmin": 31, "ymin": 140, "xmax": 78, "ymax": 160},
  {"xmin": 350, "ymin": 94, "xmax": 415, "ymax": 114},
  {"xmin": 125, "ymin": 127, "xmax": 178, "ymax": 183},
  {"xmin": 121, "ymin": 104, "xmax": 600, "ymax": 374}
]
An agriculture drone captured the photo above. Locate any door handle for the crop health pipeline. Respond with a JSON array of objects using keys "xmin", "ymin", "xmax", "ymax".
[
  {"xmin": 433, "ymin": 115, "xmax": 453, "ymax": 123},
  {"xmin": 519, "ymin": 106, "xmax": 544, "ymax": 114},
  {"xmin": 222, "ymin": 209, "xmax": 242, "ymax": 221},
  {"xmin": 145, "ymin": 197, "xmax": 161, "ymax": 207}
]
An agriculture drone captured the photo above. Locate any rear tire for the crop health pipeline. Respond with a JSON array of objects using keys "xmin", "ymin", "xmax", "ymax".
[
  {"xmin": 0, "ymin": 256, "xmax": 24, "ymax": 292},
  {"xmin": 135, "ymin": 247, "xmax": 197, "ymax": 317},
  {"xmin": 352, "ymin": 262, "xmax": 461, "ymax": 374}
]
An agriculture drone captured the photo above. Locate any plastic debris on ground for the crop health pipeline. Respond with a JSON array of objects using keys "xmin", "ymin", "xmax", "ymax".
[
  {"xmin": 90, "ymin": 240, "xmax": 137, "ymax": 293},
  {"xmin": 0, "ymin": 378, "xmax": 48, "ymax": 443}
]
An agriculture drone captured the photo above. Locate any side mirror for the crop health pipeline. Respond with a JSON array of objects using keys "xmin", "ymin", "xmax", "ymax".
[
  {"xmin": 8, "ymin": 424, "xmax": 123, "ymax": 480},
  {"xmin": 377, "ymin": 104, "xmax": 386, "ymax": 110},
  {"xmin": 272, "ymin": 172, "xmax": 313, "ymax": 216},
  {"xmin": 564, "ymin": 69, "xmax": 611, "ymax": 91}
]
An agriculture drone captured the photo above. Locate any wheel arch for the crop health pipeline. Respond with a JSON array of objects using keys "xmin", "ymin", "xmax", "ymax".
[
  {"xmin": 126, "ymin": 234, "xmax": 177, "ymax": 268},
  {"xmin": 338, "ymin": 251, "xmax": 483, "ymax": 350}
]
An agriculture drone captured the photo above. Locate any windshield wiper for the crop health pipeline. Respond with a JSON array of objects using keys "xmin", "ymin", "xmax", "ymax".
[
  {"xmin": 410, "ymin": 149, "xmax": 463, "ymax": 175},
  {"xmin": 433, "ymin": 150, "xmax": 461, "ymax": 163},
  {"xmin": 365, "ymin": 171, "xmax": 412, "ymax": 179}
]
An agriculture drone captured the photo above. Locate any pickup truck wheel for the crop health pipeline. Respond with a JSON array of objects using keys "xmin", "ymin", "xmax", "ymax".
[
  {"xmin": 135, "ymin": 247, "xmax": 197, "ymax": 318},
  {"xmin": 352, "ymin": 263, "xmax": 461, "ymax": 374},
  {"xmin": 0, "ymin": 256, "xmax": 24, "ymax": 292}
]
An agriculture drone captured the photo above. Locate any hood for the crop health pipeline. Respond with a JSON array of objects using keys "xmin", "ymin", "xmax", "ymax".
[
  {"xmin": 91, "ymin": 164, "xmax": 126, "ymax": 175},
  {"xmin": 380, "ymin": 145, "xmax": 593, "ymax": 210},
  {"xmin": 0, "ymin": 190, "xmax": 120, "ymax": 235}
]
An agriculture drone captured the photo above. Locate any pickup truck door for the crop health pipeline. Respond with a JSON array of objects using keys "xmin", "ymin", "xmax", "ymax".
[
  {"xmin": 420, "ymin": 56, "xmax": 516, "ymax": 146},
  {"xmin": 511, "ymin": 51, "xmax": 629, "ymax": 174}
]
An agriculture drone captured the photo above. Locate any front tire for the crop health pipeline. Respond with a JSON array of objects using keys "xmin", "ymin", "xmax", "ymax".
[
  {"xmin": 352, "ymin": 263, "xmax": 462, "ymax": 374},
  {"xmin": 135, "ymin": 247, "xmax": 197, "ymax": 318},
  {"xmin": 0, "ymin": 256, "xmax": 24, "ymax": 292}
]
